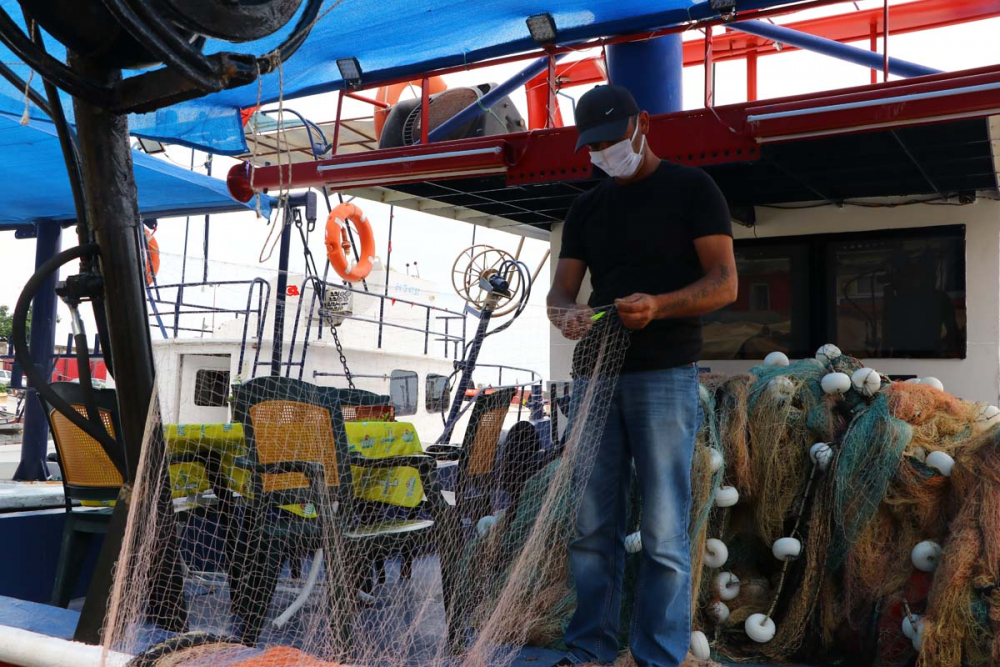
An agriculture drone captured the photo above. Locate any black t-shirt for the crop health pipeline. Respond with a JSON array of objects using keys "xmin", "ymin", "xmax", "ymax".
[{"xmin": 560, "ymin": 161, "xmax": 732, "ymax": 372}]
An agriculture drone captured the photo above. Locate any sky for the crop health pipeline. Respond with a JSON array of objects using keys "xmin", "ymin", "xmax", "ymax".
[{"xmin": 0, "ymin": 0, "xmax": 997, "ymax": 382}]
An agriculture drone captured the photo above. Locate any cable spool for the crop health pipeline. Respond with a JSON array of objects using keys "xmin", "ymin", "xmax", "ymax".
[{"xmin": 451, "ymin": 244, "xmax": 533, "ymax": 316}]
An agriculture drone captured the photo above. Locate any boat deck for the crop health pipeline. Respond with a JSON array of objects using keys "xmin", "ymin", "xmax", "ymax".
[{"xmin": 0, "ymin": 554, "xmax": 806, "ymax": 667}]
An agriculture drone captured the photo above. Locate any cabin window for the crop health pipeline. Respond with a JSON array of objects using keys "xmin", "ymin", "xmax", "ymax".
[
  {"xmin": 702, "ymin": 243, "xmax": 811, "ymax": 360},
  {"xmin": 426, "ymin": 374, "xmax": 449, "ymax": 413},
  {"xmin": 194, "ymin": 369, "xmax": 230, "ymax": 407},
  {"xmin": 702, "ymin": 225, "xmax": 966, "ymax": 360},
  {"xmin": 830, "ymin": 230, "xmax": 965, "ymax": 359},
  {"xmin": 390, "ymin": 370, "xmax": 419, "ymax": 416}
]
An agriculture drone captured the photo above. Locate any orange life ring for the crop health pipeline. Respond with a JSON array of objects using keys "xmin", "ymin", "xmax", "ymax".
[
  {"xmin": 325, "ymin": 203, "xmax": 375, "ymax": 283},
  {"xmin": 145, "ymin": 228, "xmax": 160, "ymax": 285},
  {"xmin": 373, "ymin": 77, "xmax": 447, "ymax": 141}
]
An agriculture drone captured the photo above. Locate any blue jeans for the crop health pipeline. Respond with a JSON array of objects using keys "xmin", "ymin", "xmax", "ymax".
[{"xmin": 564, "ymin": 365, "xmax": 700, "ymax": 667}]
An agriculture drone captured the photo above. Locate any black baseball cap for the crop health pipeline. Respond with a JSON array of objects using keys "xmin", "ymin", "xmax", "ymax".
[{"xmin": 573, "ymin": 84, "xmax": 641, "ymax": 151}]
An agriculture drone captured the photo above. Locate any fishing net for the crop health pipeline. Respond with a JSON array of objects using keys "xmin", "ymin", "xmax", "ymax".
[
  {"xmin": 86, "ymin": 249, "xmax": 1000, "ymax": 667},
  {"xmin": 98, "ymin": 304, "xmax": 631, "ymax": 667}
]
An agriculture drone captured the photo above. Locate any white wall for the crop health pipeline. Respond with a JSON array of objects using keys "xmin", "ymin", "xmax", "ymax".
[{"xmin": 548, "ymin": 199, "xmax": 1000, "ymax": 405}]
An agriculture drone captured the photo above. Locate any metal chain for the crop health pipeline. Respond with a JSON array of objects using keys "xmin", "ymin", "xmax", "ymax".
[
  {"xmin": 294, "ymin": 202, "xmax": 355, "ymax": 389},
  {"xmin": 329, "ymin": 320, "xmax": 355, "ymax": 389}
]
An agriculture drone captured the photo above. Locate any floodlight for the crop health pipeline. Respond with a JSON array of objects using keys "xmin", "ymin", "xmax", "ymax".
[
  {"xmin": 526, "ymin": 13, "xmax": 557, "ymax": 44},
  {"xmin": 336, "ymin": 57, "xmax": 363, "ymax": 88}
]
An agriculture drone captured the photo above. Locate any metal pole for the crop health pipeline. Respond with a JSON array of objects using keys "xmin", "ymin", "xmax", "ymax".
[
  {"xmin": 731, "ymin": 20, "xmax": 939, "ymax": 79},
  {"xmin": 883, "ymin": 0, "xmax": 890, "ymax": 83},
  {"xmin": 68, "ymin": 54, "xmax": 187, "ymax": 643},
  {"xmin": 203, "ymin": 154, "xmax": 212, "ymax": 283},
  {"xmin": 180, "ymin": 149, "xmax": 194, "ymax": 284},
  {"xmin": 377, "ymin": 205, "xmax": 393, "ymax": 349},
  {"xmin": 704, "ymin": 29, "xmax": 714, "ymax": 108},
  {"xmin": 437, "ymin": 297, "xmax": 499, "ymax": 444},
  {"xmin": 331, "ymin": 92, "xmax": 344, "ymax": 156},
  {"xmin": 271, "ymin": 204, "xmax": 293, "ymax": 376},
  {"xmin": 420, "ymin": 77, "xmax": 430, "ymax": 145},
  {"xmin": 13, "ymin": 221, "xmax": 61, "ymax": 481},
  {"xmin": 870, "ymin": 21, "xmax": 878, "ymax": 85}
]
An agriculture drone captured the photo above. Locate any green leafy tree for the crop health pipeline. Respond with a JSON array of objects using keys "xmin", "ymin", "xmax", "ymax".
[{"xmin": 0, "ymin": 304, "xmax": 30, "ymax": 342}]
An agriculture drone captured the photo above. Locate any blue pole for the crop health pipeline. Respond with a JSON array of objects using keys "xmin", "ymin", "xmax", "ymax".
[
  {"xmin": 425, "ymin": 53, "xmax": 566, "ymax": 144},
  {"xmin": 607, "ymin": 35, "xmax": 684, "ymax": 114},
  {"xmin": 14, "ymin": 221, "xmax": 61, "ymax": 481},
  {"xmin": 731, "ymin": 20, "xmax": 941, "ymax": 79}
]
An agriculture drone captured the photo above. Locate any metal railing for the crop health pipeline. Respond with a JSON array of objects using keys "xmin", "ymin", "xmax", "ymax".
[
  {"xmin": 270, "ymin": 276, "xmax": 467, "ymax": 379},
  {"xmin": 474, "ymin": 363, "xmax": 542, "ymax": 388},
  {"xmin": 144, "ymin": 274, "xmax": 468, "ymax": 382},
  {"xmin": 146, "ymin": 278, "xmax": 271, "ymax": 374}
]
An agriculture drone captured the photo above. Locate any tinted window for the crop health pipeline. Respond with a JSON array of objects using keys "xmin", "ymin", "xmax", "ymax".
[
  {"xmin": 390, "ymin": 370, "xmax": 418, "ymax": 416},
  {"xmin": 194, "ymin": 369, "xmax": 230, "ymax": 407},
  {"xmin": 701, "ymin": 225, "xmax": 966, "ymax": 360},
  {"xmin": 702, "ymin": 243, "xmax": 811, "ymax": 359},
  {"xmin": 830, "ymin": 230, "xmax": 965, "ymax": 358},
  {"xmin": 425, "ymin": 373, "xmax": 449, "ymax": 413}
]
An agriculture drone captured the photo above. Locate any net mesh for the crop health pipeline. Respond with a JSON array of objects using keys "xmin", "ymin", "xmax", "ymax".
[
  {"xmin": 99, "ymin": 305, "xmax": 631, "ymax": 667},
  {"xmin": 86, "ymin": 251, "xmax": 1000, "ymax": 666}
]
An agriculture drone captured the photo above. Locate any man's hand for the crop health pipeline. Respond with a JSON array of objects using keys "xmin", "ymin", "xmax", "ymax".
[
  {"xmin": 615, "ymin": 293, "xmax": 658, "ymax": 330},
  {"xmin": 550, "ymin": 303, "xmax": 595, "ymax": 340}
]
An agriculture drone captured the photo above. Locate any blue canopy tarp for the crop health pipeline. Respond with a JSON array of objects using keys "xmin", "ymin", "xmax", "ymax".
[
  {"xmin": 0, "ymin": 111, "xmax": 269, "ymax": 230},
  {"xmin": 0, "ymin": 0, "xmax": 805, "ymax": 154}
]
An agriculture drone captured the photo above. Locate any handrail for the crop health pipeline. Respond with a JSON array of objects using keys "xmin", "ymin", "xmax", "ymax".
[
  {"xmin": 283, "ymin": 276, "xmax": 466, "ymax": 381},
  {"xmin": 143, "ymin": 273, "xmax": 468, "ymax": 380},
  {"xmin": 474, "ymin": 363, "xmax": 541, "ymax": 385},
  {"xmin": 144, "ymin": 277, "xmax": 271, "ymax": 375}
]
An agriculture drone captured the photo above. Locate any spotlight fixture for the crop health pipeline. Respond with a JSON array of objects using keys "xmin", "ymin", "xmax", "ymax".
[
  {"xmin": 526, "ymin": 13, "xmax": 557, "ymax": 44},
  {"xmin": 709, "ymin": 0, "xmax": 737, "ymax": 20},
  {"xmin": 137, "ymin": 137, "xmax": 166, "ymax": 154},
  {"xmin": 336, "ymin": 57, "xmax": 363, "ymax": 89}
]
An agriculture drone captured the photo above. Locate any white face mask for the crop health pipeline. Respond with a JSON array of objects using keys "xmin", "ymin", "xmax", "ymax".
[{"xmin": 589, "ymin": 121, "xmax": 645, "ymax": 179}]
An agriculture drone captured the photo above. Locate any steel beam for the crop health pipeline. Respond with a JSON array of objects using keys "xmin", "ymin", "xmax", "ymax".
[
  {"xmin": 13, "ymin": 221, "xmax": 61, "ymax": 482},
  {"xmin": 730, "ymin": 20, "xmax": 940, "ymax": 79}
]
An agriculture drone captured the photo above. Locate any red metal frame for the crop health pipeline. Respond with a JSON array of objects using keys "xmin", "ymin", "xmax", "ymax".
[
  {"xmin": 550, "ymin": 0, "xmax": 1000, "ymax": 101},
  {"xmin": 231, "ymin": 137, "xmax": 514, "ymax": 195},
  {"xmin": 332, "ymin": 0, "xmax": 848, "ymax": 99},
  {"xmin": 525, "ymin": 56, "xmax": 606, "ymax": 130},
  {"xmin": 747, "ymin": 63, "xmax": 1000, "ymax": 142},
  {"xmin": 231, "ymin": 1, "xmax": 1000, "ymax": 201},
  {"xmin": 686, "ymin": 0, "xmax": 1000, "ymax": 66},
  {"xmin": 344, "ymin": 91, "xmax": 390, "ymax": 109},
  {"xmin": 303, "ymin": 0, "xmax": 1000, "ymax": 162},
  {"xmin": 233, "ymin": 63, "xmax": 1000, "ymax": 199}
]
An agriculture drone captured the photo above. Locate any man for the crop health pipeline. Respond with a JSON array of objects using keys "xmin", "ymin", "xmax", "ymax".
[{"xmin": 547, "ymin": 85, "xmax": 738, "ymax": 667}]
